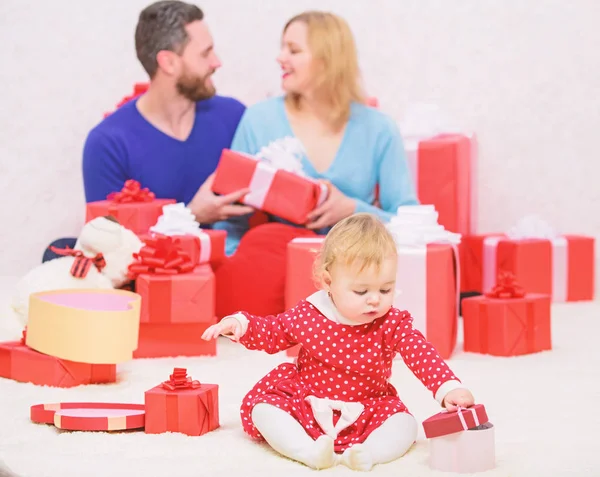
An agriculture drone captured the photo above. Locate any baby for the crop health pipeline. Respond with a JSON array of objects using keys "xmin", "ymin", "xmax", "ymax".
[{"xmin": 202, "ymin": 213, "xmax": 474, "ymax": 471}]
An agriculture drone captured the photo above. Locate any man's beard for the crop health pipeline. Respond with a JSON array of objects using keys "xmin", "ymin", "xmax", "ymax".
[{"xmin": 176, "ymin": 70, "xmax": 216, "ymax": 102}]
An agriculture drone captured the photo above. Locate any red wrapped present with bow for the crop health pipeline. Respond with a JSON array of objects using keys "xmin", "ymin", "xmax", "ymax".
[
  {"xmin": 461, "ymin": 272, "xmax": 552, "ymax": 356},
  {"xmin": 423, "ymin": 405, "xmax": 495, "ymax": 473},
  {"xmin": 0, "ymin": 329, "xmax": 116, "ymax": 388},
  {"xmin": 211, "ymin": 146, "xmax": 329, "ymax": 225},
  {"xmin": 85, "ymin": 180, "xmax": 176, "ymax": 235},
  {"xmin": 144, "ymin": 368, "xmax": 219, "ymax": 436},
  {"xmin": 459, "ymin": 216, "xmax": 594, "ymax": 301},
  {"xmin": 128, "ymin": 236, "xmax": 217, "ymax": 358},
  {"xmin": 139, "ymin": 202, "xmax": 226, "ymax": 267}
]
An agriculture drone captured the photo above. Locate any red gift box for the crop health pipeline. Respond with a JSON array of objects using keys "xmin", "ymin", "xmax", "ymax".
[
  {"xmin": 460, "ymin": 234, "xmax": 594, "ymax": 301},
  {"xmin": 0, "ymin": 340, "xmax": 116, "ymax": 388},
  {"xmin": 211, "ymin": 149, "xmax": 328, "ymax": 225},
  {"xmin": 86, "ymin": 180, "xmax": 175, "ymax": 235},
  {"xmin": 462, "ymin": 273, "xmax": 552, "ymax": 356},
  {"xmin": 284, "ymin": 237, "xmax": 325, "ymax": 357},
  {"xmin": 285, "ymin": 237, "xmax": 326, "ymax": 309},
  {"xmin": 406, "ymin": 134, "xmax": 476, "ymax": 236},
  {"xmin": 394, "ymin": 242, "xmax": 459, "ymax": 359},
  {"xmin": 139, "ymin": 230, "xmax": 226, "ymax": 267},
  {"xmin": 133, "ymin": 323, "xmax": 216, "ymax": 358},
  {"xmin": 423, "ymin": 404, "xmax": 489, "ymax": 439},
  {"xmin": 144, "ymin": 368, "xmax": 219, "ymax": 436},
  {"xmin": 136, "ymin": 265, "xmax": 215, "ymax": 324},
  {"xmin": 128, "ymin": 235, "xmax": 215, "ymax": 325}
]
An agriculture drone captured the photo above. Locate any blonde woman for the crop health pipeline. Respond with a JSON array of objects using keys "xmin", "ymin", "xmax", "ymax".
[{"xmin": 214, "ymin": 11, "xmax": 418, "ymax": 318}]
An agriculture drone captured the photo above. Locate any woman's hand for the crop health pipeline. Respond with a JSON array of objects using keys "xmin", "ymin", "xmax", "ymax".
[
  {"xmin": 201, "ymin": 317, "xmax": 243, "ymax": 341},
  {"xmin": 306, "ymin": 182, "xmax": 356, "ymax": 230},
  {"xmin": 442, "ymin": 388, "xmax": 475, "ymax": 412}
]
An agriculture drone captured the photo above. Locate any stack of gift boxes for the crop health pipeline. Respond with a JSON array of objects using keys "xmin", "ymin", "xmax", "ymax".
[
  {"xmin": 85, "ymin": 180, "xmax": 226, "ymax": 359},
  {"xmin": 85, "ymin": 101, "xmax": 596, "ymax": 361},
  {"xmin": 0, "ymin": 288, "xmax": 140, "ymax": 387},
  {"xmin": 283, "ymin": 123, "xmax": 595, "ymax": 360}
]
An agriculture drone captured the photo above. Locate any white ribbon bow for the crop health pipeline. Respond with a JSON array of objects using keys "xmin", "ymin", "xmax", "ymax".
[
  {"xmin": 305, "ymin": 396, "xmax": 364, "ymax": 439},
  {"xmin": 256, "ymin": 137, "xmax": 308, "ymax": 176},
  {"xmin": 149, "ymin": 202, "xmax": 205, "ymax": 239},
  {"xmin": 386, "ymin": 205, "xmax": 462, "ymax": 247}
]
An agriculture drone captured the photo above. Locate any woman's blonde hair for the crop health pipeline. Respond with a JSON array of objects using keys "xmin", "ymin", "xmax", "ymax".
[
  {"xmin": 313, "ymin": 213, "xmax": 397, "ymax": 286},
  {"xmin": 283, "ymin": 11, "xmax": 366, "ymax": 130}
]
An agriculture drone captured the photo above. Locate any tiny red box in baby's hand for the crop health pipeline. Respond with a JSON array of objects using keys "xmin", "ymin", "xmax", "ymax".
[{"xmin": 422, "ymin": 404, "xmax": 489, "ymax": 439}]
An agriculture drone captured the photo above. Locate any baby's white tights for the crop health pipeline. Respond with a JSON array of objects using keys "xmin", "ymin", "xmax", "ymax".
[{"xmin": 251, "ymin": 403, "xmax": 418, "ymax": 471}]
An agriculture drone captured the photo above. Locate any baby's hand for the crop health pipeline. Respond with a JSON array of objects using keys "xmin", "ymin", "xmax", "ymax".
[
  {"xmin": 201, "ymin": 317, "xmax": 243, "ymax": 341},
  {"xmin": 443, "ymin": 388, "xmax": 475, "ymax": 412}
]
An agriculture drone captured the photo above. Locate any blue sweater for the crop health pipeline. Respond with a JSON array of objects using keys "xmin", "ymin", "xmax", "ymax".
[
  {"xmin": 213, "ymin": 96, "xmax": 418, "ymax": 254},
  {"xmin": 82, "ymin": 95, "xmax": 245, "ymax": 209}
]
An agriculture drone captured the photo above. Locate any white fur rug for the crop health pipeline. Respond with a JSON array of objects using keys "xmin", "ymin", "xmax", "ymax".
[{"xmin": 0, "ymin": 275, "xmax": 597, "ymax": 477}]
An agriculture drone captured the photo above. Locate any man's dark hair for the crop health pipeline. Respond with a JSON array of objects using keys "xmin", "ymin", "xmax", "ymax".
[{"xmin": 135, "ymin": 1, "xmax": 204, "ymax": 77}]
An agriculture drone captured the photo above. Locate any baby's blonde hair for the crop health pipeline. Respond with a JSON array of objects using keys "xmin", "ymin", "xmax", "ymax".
[{"xmin": 313, "ymin": 213, "xmax": 397, "ymax": 285}]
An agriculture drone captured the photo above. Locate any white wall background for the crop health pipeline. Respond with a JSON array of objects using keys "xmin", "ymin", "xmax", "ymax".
[{"xmin": 1, "ymin": 0, "xmax": 599, "ymax": 278}]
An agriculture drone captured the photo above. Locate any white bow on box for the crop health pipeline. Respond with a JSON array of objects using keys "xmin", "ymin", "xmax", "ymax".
[
  {"xmin": 149, "ymin": 202, "xmax": 212, "ymax": 263},
  {"xmin": 386, "ymin": 205, "xmax": 462, "ymax": 248}
]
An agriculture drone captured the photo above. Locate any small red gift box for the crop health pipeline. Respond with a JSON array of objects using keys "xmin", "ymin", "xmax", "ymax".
[
  {"xmin": 144, "ymin": 368, "xmax": 219, "ymax": 436},
  {"xmin": 460, "ymin": 233, "xmax": 594, "ymax": 301},
  {"xmin": 139, "ymin": 230, "xmax": 226, "ymax": 267},
  {"xmin": 423, "ymin": 404, "xmax": 489, "ymax": 439},
  {"xmin": 211, "ymin": 149, "xmax": 328, "ymax": 225},
  {"xmin": 406, "ymin": 134, "xmax": 476, "ymax": 235},
  {"xmin": 462, "ymin": 273, "xmax": 551, "ymax": 356},
  {"xmin": 129, "ymin": 235, "xmax": 216, "ymax": 325},
  {"xmin": 0, "ymin": 338, "xmax": 116, "ymax": 388},
  {"xmin": 86, "ymin": 180, "xmax": 175, "ymax": 235}
]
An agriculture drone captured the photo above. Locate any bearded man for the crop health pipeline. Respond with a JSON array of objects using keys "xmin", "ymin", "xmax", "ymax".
[{"xmin": 81, "ymin": 1, "xmax": 252, "ymax": 224}]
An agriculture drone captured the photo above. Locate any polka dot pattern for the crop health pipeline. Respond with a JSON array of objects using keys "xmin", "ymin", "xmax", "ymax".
[{"xmin": 238, "ymin": 301, "xmax": 459, "ymax": 452}]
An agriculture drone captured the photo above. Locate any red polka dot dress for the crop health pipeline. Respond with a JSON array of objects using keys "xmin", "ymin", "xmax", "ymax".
[{"xmin": 232, "ymin": 291, "xmax": 462, "ymax": 453}]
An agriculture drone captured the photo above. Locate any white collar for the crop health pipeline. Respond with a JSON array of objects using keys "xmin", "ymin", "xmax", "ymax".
[{"xmin": 305, "ymin": 290, "xmax": 362, "ymax": 326}]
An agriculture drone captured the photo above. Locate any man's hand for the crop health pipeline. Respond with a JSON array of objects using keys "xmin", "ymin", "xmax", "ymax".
[{"xmin": 188, "ymin": 173, "xmax": 254, "ymax": 224}]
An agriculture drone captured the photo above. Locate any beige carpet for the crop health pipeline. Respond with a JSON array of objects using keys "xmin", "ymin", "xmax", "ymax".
[{"xmin": 0, "ymin": 275, "xmax": 597, "ymax": 477}]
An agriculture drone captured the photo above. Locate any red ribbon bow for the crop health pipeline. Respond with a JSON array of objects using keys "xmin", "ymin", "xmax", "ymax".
[
  {"xmin": 161, "ymin": 368, "xmax": 201, "ymax": 391},
  {"xmin": 127, "ymin": 235, "xmax": 194, "ymax": 279},
  {"xmin": 49, "ymin": 246, "xmax": 106, "ymax": 278},
  {"xmin": 485, "ymin": 271, "xmax": 526, "ymax": 298},
  {"xmin": 107, "ymin": 180, "xmax": 155, "ymax": 203}
]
